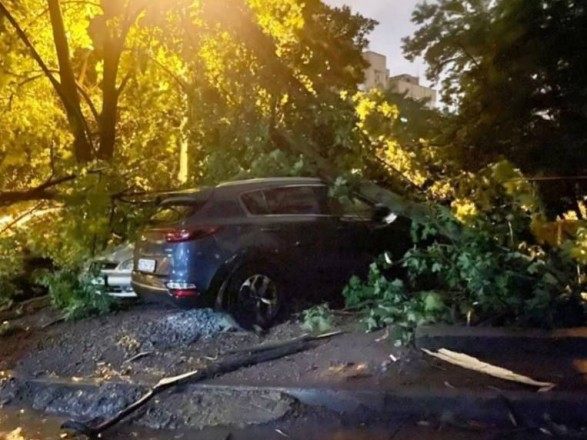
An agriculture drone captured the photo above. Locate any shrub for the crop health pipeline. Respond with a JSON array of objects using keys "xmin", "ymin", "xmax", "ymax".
[{"xmin": 41, "ymin": 267, "xmax": 114, "ymax": 320}]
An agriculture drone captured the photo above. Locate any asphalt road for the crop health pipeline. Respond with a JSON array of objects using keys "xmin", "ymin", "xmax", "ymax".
[{"xmin": 0, "ymin": 406, "xmax": 557, "ymax": 440}]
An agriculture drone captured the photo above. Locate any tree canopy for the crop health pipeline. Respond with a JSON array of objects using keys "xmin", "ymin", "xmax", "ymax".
[
  {"xmin": 404, "ymin": 0, "xmax": 587, "ymax": 193},
  {"xmin": 0, "ymin": 0, "xmax": 404, "ymax": 259}
]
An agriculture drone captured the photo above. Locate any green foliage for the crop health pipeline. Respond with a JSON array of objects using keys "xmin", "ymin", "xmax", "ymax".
[
  {"xmin": 404, "ymin": 0, "xmax": 587, "ymax": 213},
  {"xmin": 344, "ymin": 262, "xmax": 448, "ymax": 345},
  {"xmin": 345, "ymin": 162, "xmax": 586, "ymax": 345},
  {"xmin": 301, "ymin": 304, "xmax": 334, "ymax": 333},
  {"xmin": 41, "ymin": 267, "xmax": 113, "ymax": 321}
]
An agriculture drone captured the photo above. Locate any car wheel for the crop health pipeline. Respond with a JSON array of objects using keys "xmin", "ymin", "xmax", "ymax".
[{"xmin": 225, "ymin": 263, "xmax": 283, "ymax": 329}]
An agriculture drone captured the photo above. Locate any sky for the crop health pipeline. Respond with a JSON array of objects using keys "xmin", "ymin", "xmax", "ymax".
[{"xmin": 324, "ymin": 0, "xmax": 429, "ymax": 84}]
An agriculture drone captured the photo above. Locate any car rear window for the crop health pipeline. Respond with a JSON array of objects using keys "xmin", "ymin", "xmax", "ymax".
[
  {"xmin": 149, "ymin": 190, "xmax": 212, "ymax": 225},
  {"xmin": 242, "ymin": 186, "xmax": 327, "ymax": 215},
  {"xmin": 149, "ymin": 204, "xmax": 200, "ymax": 225}
]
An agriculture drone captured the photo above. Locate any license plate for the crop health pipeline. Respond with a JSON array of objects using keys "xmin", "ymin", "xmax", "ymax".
[{"xmin": 138, "ymin": 258, "xmax": 156, "ymax": 273}]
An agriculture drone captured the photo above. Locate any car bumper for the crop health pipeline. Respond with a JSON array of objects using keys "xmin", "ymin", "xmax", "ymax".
[
  {"xmin": 131, "ymin": 272, "xmax": 211, "ymax": 308},
  {"xmin": 92, "ymin": 271, "xmax": 137, "ymax": 298}
]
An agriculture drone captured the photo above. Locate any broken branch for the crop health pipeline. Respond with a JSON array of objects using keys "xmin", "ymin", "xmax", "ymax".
[
  {"xmin": 225, "ymin": 331, "xmax": 343, "ymax": 355},
  {"xmin": 61, "ymin": 338, "xmax": 314, "ymax": 437},
  {"xmin": 423, "ymin": 349, "xmax": 555, "ymax": 390}
]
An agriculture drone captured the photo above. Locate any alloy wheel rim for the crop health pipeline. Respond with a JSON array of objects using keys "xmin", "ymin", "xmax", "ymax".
[{"xmin": 238, "ymin": 274, "xmax": 278, "ymax": 322}]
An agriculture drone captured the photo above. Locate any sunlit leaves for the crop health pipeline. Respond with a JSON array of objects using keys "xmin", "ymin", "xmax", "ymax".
[
  {"xmin": 0, "ymin": 0, "xmax": 381, "ymax": 273},
  {"xmin": 248, "ymin": 0, "xmax": 305, "ymax": 49}
]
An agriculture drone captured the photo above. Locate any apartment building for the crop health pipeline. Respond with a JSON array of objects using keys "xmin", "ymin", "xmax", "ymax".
[{"xmin": 362, "ymin": 51, "xmax": 437, "ymax": 109}]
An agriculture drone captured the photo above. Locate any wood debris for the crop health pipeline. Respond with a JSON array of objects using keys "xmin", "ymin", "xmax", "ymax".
[{"xmin": 422, "ymin": 348, "xmax": 555, "ymax": 390}]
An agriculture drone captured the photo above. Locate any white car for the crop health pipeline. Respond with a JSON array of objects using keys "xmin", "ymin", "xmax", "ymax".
[{"xmin": 90, "ymin": 244, "xmax": 137, "ymax": 298}]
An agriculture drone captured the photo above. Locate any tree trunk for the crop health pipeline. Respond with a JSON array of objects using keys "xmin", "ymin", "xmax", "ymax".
[
  {"xmin": 97, "ymin": 37, "xmax": 121, "ymax": 161},
  {"xmin": 47, "ymin": 0, "xmax": 93, "ymax": 163}
]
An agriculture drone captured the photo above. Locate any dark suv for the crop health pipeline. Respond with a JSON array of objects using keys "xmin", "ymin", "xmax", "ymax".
[{"xmin": 132, "ymin": 178, "xmax": 410, "ymax": 327}]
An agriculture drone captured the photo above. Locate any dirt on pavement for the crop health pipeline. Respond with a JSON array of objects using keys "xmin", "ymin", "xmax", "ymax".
[{"xmin": 1, "ymin": 302, "xmax": 585, "ymax": 396}]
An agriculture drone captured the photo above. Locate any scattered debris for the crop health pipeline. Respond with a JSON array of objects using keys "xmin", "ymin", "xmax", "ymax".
[
  {"xmin": 117, "ymin": 335, "xmax": 141, "ymax": 352},
  {"xmin": 0, "ymin": 322, "xmax": 25, "ymax": 338},
  {"xmin": 380, "ymin": 360, "xmax": 392, "ymax": 373},
  {"xmin": 422, "ymin": 349, "xmax": 555, "ymax": 390},
  {"xmin": 0, "ymin": 427, "xmax": 25, "ymax": 440},
  {"xmin": 375, "ymin": 328, "xmax": 389, "ymax": 342},
  {"xmin": 226, "ymin": 330, "xmax": 343, "ymax": 355},
  {"xmin": 124, "ymin": 351, "xmax": 153, "ymax": 364},
  {"xmin": 326, "ymin": 362, "xmax": 372, "ymax": 379},
  {"xmin": 60, "ymin": 332, "xmax": 335, "ymax": 437}
]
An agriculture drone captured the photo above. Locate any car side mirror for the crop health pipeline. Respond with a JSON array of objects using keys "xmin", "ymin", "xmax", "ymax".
[{"xmin": 372, "ymin": 204, "xmax": 392, "ymax": 222}]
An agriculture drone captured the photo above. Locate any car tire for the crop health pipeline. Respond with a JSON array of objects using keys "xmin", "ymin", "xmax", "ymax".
[{"xmin": 224, "ymin": 262, "xmax": 283, "ymax": 330}]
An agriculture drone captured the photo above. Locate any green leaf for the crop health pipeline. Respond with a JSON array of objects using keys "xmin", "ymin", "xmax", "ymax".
[{"xmin": 423, "ymin": 292, "xmax": 445, "ymax": 313}]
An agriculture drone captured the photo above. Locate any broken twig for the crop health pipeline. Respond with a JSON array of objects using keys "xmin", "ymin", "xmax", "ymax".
[{"xmin": 123, "ymin": 351, "xmax": 153, "ymax": 364}]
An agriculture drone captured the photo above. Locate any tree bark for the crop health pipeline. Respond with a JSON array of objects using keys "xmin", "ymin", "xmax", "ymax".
[
  {"xmin": 47, "ymin": 0, "xmax": 93, "ymax": 163},
  {"xmin": 97, "ymin": 37, "xmax": 121, "ymax": 160}
]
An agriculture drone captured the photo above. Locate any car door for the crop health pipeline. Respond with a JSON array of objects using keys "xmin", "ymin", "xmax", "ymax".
[
  {"xmin": 333, "ymin": 195, "xmax": 413, "ymax": 263},
  {"xmin": 326, "ymin": 194, "xmax": 379, "ymax": 280},
  {"xmin": 240, "ymin": 185, "xmax": 333, "ymax": 282}
]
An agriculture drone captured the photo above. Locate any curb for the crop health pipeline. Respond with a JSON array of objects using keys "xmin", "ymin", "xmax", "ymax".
[
  {"xmin": 415, "ymin": 325, "xmax": 587, "ymax": 356},
  {"xmin": 200, "ymin": 383, "xmax": 587, "ymax": 426},
  {"xmin": 3, "ymin": 374, "xmax": 587, "ymax": 429}
]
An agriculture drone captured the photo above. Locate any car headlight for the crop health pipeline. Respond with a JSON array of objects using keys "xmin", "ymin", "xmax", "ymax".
[{"xmin": 117, "ymin": 259, "xmax": 134, "ymax": 271}]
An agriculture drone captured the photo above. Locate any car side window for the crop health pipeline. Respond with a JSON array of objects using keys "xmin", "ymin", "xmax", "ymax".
[
  {"xmin": 241, "ymin": 186, "xmax": 327, "ymax": 215},
  {"xmin": 241, "ymin": 191, "xmax": 269, "ymax": 215},
  {"xmin": 264, "ymin": 186, "xmax": 325, "ymax": 215}
]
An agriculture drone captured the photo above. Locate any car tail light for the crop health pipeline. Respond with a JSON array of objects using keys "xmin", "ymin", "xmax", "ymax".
[
  {"xmin": 165, "ymin": 226, "xmax": 221, "ymax": 243},
  {"xmin": 166, "ymin": 282, "xmax": 199, "ymax": 298},
  {"xmin": 172, "ymin": 289, "xmax": 200, "ymax": 298}
]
